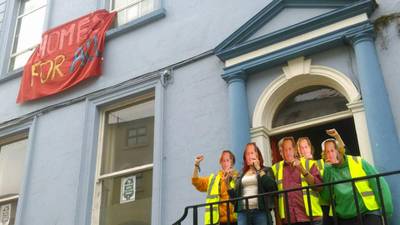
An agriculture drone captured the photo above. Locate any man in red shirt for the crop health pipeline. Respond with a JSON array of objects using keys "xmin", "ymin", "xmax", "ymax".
[{"xmin": 272, "ymin": 137, "xmax": 323, "ymax": 225}]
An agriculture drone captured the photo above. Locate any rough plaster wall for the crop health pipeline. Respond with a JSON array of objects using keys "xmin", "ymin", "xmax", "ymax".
[
  {"xmin": 374, "ymin": 22, "xmax": 400, "ymax": 140},
  {"xmin": 0, "ymin": 0, "xmax": 269, "ymax": 124},
  {"xmin": 0, "ymin": 0, "xmax": 5, "ymax": 37},
  {"xmin": 162, "ymin": 56, "xmax": 230, "ymax": 224},
  {"xmin": 251, "ymin": 7, "xmax": 333, "ymax": 40},
  {"xmin": 19, "ymin": 102, "xmax": 85, "ymax": 225},
  {"xmin": 372, "ymin": 0, "xmax": 400, "ymax": 19}
]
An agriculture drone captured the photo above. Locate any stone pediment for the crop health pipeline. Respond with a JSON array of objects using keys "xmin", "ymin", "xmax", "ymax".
[{"xmin": 215, "ymin": 0, "xmax": 377, "ymax": 68}]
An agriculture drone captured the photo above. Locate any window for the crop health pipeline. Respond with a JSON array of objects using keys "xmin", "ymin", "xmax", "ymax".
[
  {"xmin": 95, "ymin": 93, "xmax": 155, "ymax": 225},
  {"xmin": 111, "ymin": 0, "xmax": 156, "ymax": 26},
  {"xmin": 9, "ymin": 0, "xmax": 46, "ymax": 71},
  {"xmin": 0, "ymin": 1, "xmax": 6, "ymax": 37},
  {"xmin": 0, "ymin": 135, "xmax": 28, "ymax": 225},
  {"xmin": 273, "ymin": 86, "xmax": 348, "ymax": 127}
]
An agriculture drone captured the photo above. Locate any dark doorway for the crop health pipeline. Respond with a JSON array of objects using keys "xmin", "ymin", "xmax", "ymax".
[{"xmin": 270, "ymin": 117, "xmax": 359, "ymax": 164}]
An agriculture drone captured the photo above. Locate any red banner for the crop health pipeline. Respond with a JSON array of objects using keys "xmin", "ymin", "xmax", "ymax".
[{"xmin": 17, "ymin": 10, "xmax": 116, "ymax": 103}]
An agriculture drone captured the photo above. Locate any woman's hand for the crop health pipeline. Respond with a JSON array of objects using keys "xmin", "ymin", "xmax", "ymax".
[
  {"xmin": 222, "ymin": 168, "xmax": 234, "ymax": 183},
  {"xmin": 194, "ymin": 154, "xmax": 204, "ymax": 166},
  {"xmin": 252, "ymin": 158, "xmax": 261, "ymax": 171}
]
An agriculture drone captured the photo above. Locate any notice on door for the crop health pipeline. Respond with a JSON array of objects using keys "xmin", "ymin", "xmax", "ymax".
[
  {"xmin": 120, "ymin": 175, "xmax": 136, "ymax": 204},
  {"xmin": 0, "ymin": 203, "xmax": 11, "ymax": 225}
]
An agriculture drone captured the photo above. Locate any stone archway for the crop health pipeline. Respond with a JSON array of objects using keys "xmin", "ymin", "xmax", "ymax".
[{"xmin": 251, "ymin": 57, "xmax": 373, "ymax": 165}]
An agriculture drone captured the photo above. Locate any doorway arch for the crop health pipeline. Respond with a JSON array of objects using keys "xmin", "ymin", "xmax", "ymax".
[{"xmin": 251, "ymin": 57, "xmax": 373, "ymax": 165}]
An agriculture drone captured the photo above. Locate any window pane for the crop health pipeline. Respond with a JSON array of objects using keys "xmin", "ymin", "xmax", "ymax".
[
  {"xmin": 0, "ymin": 200, "xmax": 18, "ymax": 225},
  {"xmin": 112, "ymin": 0, "xmax": 155, "ymax": 26},
  {"xmin": 10, "ymin": 0, "xmax": 46, "ymax": 71},
  {"xmin": 9, "ymin": 50, "xmax": 34, "ymax": 71},
  {"xmin": 100, "ymin": 170, "xmax": 152, "ymax": 225},
  {"xmin": 19, "ymin": 0, "xmax": 46, "ymax": 15},
  {"xmin": 0, "ymin": 139, "xmax": 27, "ymax": 197},
  {"xmin": 101, "ymin": 100, "xmax": 155, "ymax": 174},
  {"xmin": 273, "ymin": 86, "xmax": 348, "ymax": 127},
  {"xmin": 12, "ymin": 7, "xmax": 46, "ymax": 54}
]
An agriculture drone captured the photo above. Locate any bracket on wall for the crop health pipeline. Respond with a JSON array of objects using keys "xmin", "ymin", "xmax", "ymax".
[{"xmin": 160, "ymin": 69, "xmax": 172, "ymax": 88}]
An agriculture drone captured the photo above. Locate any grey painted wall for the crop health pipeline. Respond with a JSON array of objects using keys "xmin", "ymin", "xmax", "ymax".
[
  {"xmin": 0, "ymin": 1, "xmax": 399, "ymax": 225},
  {"xmin": 19, "ymin": 101, "xmax": 86, "ymax": 225},
  {"xmin": 163, "ymin": 56, "xmax": 230, "ymax": 224},
  {"xmin": 251, "ymin": 7, "xmax": 333, "ymax": 40},
  {"xmin": 374, "ymin": 21, "xmax": 400, "ymax": 140},
  {"xmin": 0, "ymin": 0, "xmax": 268, "ymax": 122}
]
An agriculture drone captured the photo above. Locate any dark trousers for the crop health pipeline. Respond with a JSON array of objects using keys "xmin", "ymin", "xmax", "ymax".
[
  {"xmin": 287, "ymin": 221, "xmax": 322, "ymax": 225},
  {"xmin": 337, "ymin": 214, "xmax": 383, "ymax": 225},
  {"xmin": 322, "ymin": 205, "xmax": 333, "ymax": 225},
  {"xmin": 220, "ymin": 222, "xmax": 237, "ymax": 225}
]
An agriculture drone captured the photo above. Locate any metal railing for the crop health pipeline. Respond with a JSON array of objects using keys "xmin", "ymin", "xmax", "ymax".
[{"xmin": 173, "ymin": 170, "xmax": 400, "ymax": 225}]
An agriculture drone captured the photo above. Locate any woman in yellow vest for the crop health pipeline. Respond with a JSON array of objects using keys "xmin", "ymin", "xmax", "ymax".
[
  {"xmin": 192, "ymin": 150, "xmax": 238, "ymax": 225},
  {"xmin": 320, "ymin": 139, "xmax": 393, "ymax": 225},
  {"xmin": 228, "ymin": 143, "xmax": 277, "ymax": 225}
]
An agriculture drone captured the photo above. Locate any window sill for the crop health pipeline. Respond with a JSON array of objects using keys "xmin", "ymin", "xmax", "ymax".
[
  {"xmin": 0, "ymin": 68, "xmax": 23, "ymax": 84},
  {"xmin": 106, "ymin": 8, "xmax": 166, "ymax": 40}
]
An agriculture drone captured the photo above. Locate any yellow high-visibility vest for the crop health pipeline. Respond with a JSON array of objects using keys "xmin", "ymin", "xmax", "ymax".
[
  {"xmin": 347, "ymin": 155, "xmax": 379, "ymax": 211},
  {"xmin": 272, "ymin": 159, "xmax": 323, "ymax": 219},
  {"xmin": 315, "ymin": 159, "xmax": 324, "ymax": 177},
  {"xmin": 204, "ymin": 173, "xmax": 236, "ymax": 225}
]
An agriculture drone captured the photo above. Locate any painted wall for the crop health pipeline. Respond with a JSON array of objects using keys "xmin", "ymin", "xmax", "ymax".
[
  {"xmin": 0, "ymin": 0, "xmax": 400, "ymax": 225},
  {"xmin": 0, "ymin": 0, "xmax": 269, "ymax": 123},
  {"xmin": 19, "ymin": 101, "xmax": 86, "ymax": 225},
  {"xmin": 373, "ymin": 14, "xmax": 400, "ymax": 140}
]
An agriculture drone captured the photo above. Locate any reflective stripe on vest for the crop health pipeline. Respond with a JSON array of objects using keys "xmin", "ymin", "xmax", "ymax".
[
  {"xmin": 205, "ymin": 173, "xmax": 220, "ymax": 225},
  {"xmin": 316, "ymin": 159, "xmax": 324, "ymax": 177},
  {"xmin": 347, "ymin": 155, "xmax": 380, "ymax": 211},
  {"xmin": 272, "ymin": 160, "xmax": 323, "ymax": 219},
  {"xmin": 300, "ymin": 158, "xmax": 323, "ymax": 217}
]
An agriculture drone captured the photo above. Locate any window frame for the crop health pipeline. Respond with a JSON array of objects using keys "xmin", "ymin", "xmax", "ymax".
[
  {"xmin": 8, "ymin": 0, "xmax": 47, "ymax": 72},
  {"xmin": 92, "ymin": 92, "xmax": 155, "ymax": 225},
  {"xmin": 0, "ymin": 0, "xmax": 50, "ymax": 80},
  {"xmin": 78, "ymin": 80, "xmax": 164, "ymax": 225},
  {"xmin": 98, "ymin": 0, "xmax": 165, "ymax": 39},
  {"xmin": 0, "ymin": 118, "xmax": 36, "ymax": 225}
]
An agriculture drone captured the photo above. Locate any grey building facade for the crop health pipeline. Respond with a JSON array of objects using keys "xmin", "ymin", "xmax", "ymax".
[{"xmin": 0, "ymin": 0, "xmax": 400, "ymax": 225}]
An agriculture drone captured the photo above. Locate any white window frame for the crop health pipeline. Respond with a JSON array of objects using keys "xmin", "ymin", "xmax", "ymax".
[
  {"xmin": 8, "ymin": 0, "xmax": 47, "ymax": 72},
  {"xmin": 0, "ymin": 130, "xmax": 31, "ymax": 225},
  {"xmin": 109, "ymin": 0, "xmax": 158, "ymax": 27},
  {"xmin": 91, "ymin": 91, "xmax": 159, "ymax": 225}
]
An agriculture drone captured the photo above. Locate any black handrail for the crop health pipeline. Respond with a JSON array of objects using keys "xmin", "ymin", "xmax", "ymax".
[{"xmin": 173, "ymin": 170, "xmax": 400, "ymax": 225}]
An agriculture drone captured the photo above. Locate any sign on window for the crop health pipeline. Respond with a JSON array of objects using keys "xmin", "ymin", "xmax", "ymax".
[
  {"xmin": 120, "ymin": 175, "xmax": 136, "ymax": 204},
  {"xmin": 0, "ymin": 203, "xmax": 11, "ymax": 225}
]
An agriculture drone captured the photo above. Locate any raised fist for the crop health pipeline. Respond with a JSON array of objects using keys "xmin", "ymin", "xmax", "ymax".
[{"xmin": 194, "ymin": 154, "xmax": 204, "ymax": 165}]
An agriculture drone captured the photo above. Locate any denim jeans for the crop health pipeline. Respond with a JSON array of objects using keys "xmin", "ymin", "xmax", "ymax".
[{"xmin": 237, "ymin": 210, "xmax": 271, "ymax": 225}]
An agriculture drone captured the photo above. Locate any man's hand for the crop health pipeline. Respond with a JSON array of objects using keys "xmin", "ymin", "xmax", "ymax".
[
  {"xmin": 194, "ymin": 155, "xmax": 204, "ymax": 165},
  {"xmin": 291, "ymin": 158, "xmax": 301, "ymax": 169}
]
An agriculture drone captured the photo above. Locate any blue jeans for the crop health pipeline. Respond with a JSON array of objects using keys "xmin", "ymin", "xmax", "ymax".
[{"xmin": 238, "ymin": 210, "xmax": 271, "ymax": 225}]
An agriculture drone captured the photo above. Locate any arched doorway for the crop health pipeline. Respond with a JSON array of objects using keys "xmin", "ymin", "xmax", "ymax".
[{"xmin": 251, "ymin": 57, "xmax": 373, "ymax": 166}]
